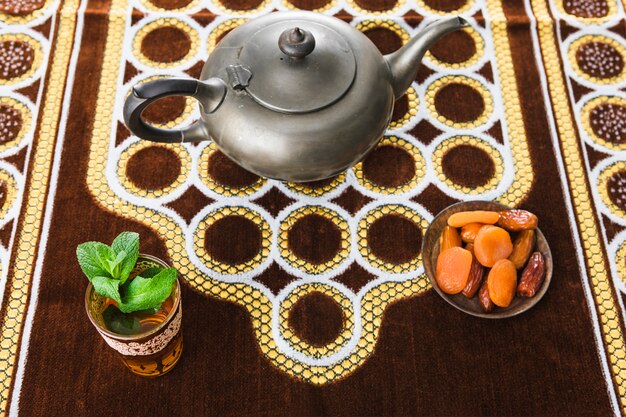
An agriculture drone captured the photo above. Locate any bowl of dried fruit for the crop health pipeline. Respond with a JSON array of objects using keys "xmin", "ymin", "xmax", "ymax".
[{"xmin": 422, "ymin": 201, "xmax": 552, "ymax": 318}]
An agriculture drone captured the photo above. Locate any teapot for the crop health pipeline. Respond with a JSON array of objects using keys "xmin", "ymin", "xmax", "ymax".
[{"xmin": 124, "ymin": 12, "xmax": 468, "ymax": 182}]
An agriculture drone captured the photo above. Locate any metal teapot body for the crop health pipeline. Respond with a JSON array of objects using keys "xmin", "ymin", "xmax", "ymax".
[{"xmin": 124, "ymin": 12, "xmax": 467, "ymax": 182}]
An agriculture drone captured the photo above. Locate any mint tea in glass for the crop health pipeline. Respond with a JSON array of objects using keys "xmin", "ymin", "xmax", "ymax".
[{"xmin": 85, "ymin": 254, "xmax": 183, "ymax": 377}]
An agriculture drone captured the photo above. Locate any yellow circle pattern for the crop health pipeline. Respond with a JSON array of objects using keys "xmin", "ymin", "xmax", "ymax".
[
  {"xmin": 598, "ymin": 160, "xmax": 626, "ymax": 221},
  {"xmin": 280, "ymin": 283, "xmax": 353, "ymax": 358},
  {"xmin": 279, "ymin": 206, "xmax": 350, "ymax": 274},
  {"xmin": 285, "ymin": 173, "xmax": 346, "ymax": 197},
  {"xmin": 140, "ymin": 0, "xmax": 200, "ymax": 12},
  {"xmin": 615, "ymin": 240, "xmax": 626, "ymax": 287},
  {"xmin": 357, "ymin": 205, "xmax": 428, "ymax": 273},
  {"xmin": 133, "ymin": 18, "xmax": 199, "ymax": 68},
  {"xmin": 0, "ymin": 169, "xmax": 18, "ymax": 221},
  {"xmin": 416, "ymin": 0, "xmax": 475, "ymax": 15},
  {"xmin": 213, "ymin": 0, "xmax": 271, "ymax": 15},
  {"xmin": 117, "ymin": 142, "xmax": 191, "ymax": 198},
  {"xmin": 207, "ymin": 18, "xmax": 248, "ymax": 53},
  {"xmin": 0, "ymin": 33, "xmax": 44, "ymax": 86},
  {"xmin": 0, "ymin": 96, "xmax": 31, "ymax": 152},
  {"xmin": 580, "ymin": 96, "xmax": 626, "ymax": 151},
  {"xmin": 389, "ymin": 86, "xmax": 419, "ymax": 129},
  {"xmin": 347, "ymin": 0, "xmax": 406, "ymax": 15},
  {"xmin": 425, "ymin": 26, "xmax": 485, "ymax": 70},
  {"xmin": 568, "ymin": 35, "xmax": 626, "ymax": 85},
  {"xmin": 0, "ymin": 0, "xmax": 54, "ymax": 24},
  {"xmin": 194, "ymin": 206, "xmax": 272, "ymax": 274},
  {"xmin": 198, "ymin": 142, "xmax": 266, "ymax": 197},
  {"xmin": 555, "ymin": 0, "xmax": 617, "ymax": 25},
  {"xmin": 355, "ymin": 19, "xmax": 410, "ymax": 45},
  {"xmin": 425, "ymin": 75, "xmax": 494, "ymax": 129},
  {"xmin": 432, "ymin": 135, "xmax": 504, "ymax": 195},
  {"xmin": 353, "ymin": 136, "xmax": 426, "ymax": 195},
  {"xmin": 282, "ymin": 0, "xmax": 336, "ymax": 12}
]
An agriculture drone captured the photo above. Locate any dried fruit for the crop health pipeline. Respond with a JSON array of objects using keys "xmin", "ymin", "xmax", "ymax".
[
  {"xmin": 517, "ymin": 252, "xmax": 546, "ymax": 297},
  {"xmin": 498, "ymin": 210, "xmax": 538, "ymax": 231},
  {"xmin": 447, "ymin": 211, "xmax": 500, "ymax": 228},
  {"xmin": 478, "ymin": 280, "xmax": 494, "ymax": 313},
  {"xmin": 436, "ymin": 247, "xmax": 473, "ymax": 295},
  {"xmin": 462, "ymin": 255, "xmax": 484, "ymax": 299},
  {"xmin": 487, "ymin": 259, "xmax": 517, "ymax": 307},
  {"xmin": 460, "ymin": 222, "xmax": 484, "ymax": 243},
  {"xmin": 465, "ymin": 242, "xmax": 474, "ymax": 253},
  {"xmin": 508, "ymin": 229, "xmax": 536, "ymax": 269},
  {"xmin": 474, "ymin": 225, "xmax": 513, "ymax": 267},
  {"xmin": 440, "ymin": 226, "xmax": 462, "ymax": 251}
]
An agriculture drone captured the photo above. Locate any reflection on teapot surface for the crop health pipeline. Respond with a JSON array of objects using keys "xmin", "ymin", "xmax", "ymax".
[{"xmin": 124, "ymin": 11, "xmax": 468, "ymax": 182}]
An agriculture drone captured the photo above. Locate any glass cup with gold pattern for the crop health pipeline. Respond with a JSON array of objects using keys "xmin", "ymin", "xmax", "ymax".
[{"xmin": 85, "ymin": 254, "xmax": 183, "ymax": 377}]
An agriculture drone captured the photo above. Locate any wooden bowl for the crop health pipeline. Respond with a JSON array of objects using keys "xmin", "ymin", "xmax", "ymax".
[{"xmin": 422, "ymin": 201, "xmax": 552, "ymax": 319}]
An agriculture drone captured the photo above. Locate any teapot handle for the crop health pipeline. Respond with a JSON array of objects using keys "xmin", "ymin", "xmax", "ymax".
[{"xmin": 123, "ymin": 78, "xmax": 226, "ymax": 143}]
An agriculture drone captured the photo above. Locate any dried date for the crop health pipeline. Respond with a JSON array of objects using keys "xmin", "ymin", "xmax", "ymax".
[
  {"xmin": 498, "ymin": 210, "xmax": 538, "ymax": 231},
  {"xmin": 462, "ymin": 255, "xmax": 484, "ymax": 299},
  {"xmin": 517, "ymin": 252, "xmax": 546, "ymax": 297},
  {"xmin": 478, "ymin": 280, "xmax": 494, "ymax": 313},
  {"xmin": 508, "ymin": 229, "xmax": 535, "ymax": 269}
]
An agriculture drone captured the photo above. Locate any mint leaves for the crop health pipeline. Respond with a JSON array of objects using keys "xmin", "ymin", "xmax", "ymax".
[
  {"xmin": 102, "ymin": 305, "xmax": 141, "ymax": 335},
  {"xmin": 91, "ymin": 276, "xmax": 122, "ymax": 304},
  {"xmin": 117, "ymin": 268, "xmax": 177, "ymax": 313},
  {"xmin": 77, "ymin": 232, "xmax": 177, "ymax": 315},
  {"xmin": 76, "ymin": 242, "xmax": 116, "ymax": 282},
  {"xmin": 111, "ymin": 232, "xmax": 140, "ymax": 284}
]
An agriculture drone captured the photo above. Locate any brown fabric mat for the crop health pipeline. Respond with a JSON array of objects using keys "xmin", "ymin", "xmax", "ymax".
[{"xmin": 1, "ymin": 0, "xmax": 626, "ymax": 415}]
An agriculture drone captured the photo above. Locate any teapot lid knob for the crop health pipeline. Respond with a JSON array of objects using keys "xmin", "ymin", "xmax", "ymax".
[
  {"xmin": 237, "ymin": 20, "xmax": 356, "ymax": 113},
  {"xmin": 278, "ymin": 27, "xmax": 315, "ymax": 59}
]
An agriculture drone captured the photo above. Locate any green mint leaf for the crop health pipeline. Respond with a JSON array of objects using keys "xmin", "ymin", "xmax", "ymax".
[
  {"xmin": 117, "ymin": 268, "xmax": 177, "ymax": 313},
  {"xmin": 111, "ymin": 250, "xmax": 127, "ymax": 268},
  {"xmin": 111, "ymin": 232, "xmax": 139, "ymax": 284},
  {"xmin": 102, "ymin": 305, "xmax": 141, "ymax": 335},
  {"xmin": 92, "ymin": 276, "xmax": 122, "ymax": 304},
  {"xmin": 106, "ymin": 250, "xmax": 127, "ymax": 279},
  {"xmin": 76, "ymin": 242, "xmax": 115, "ymax": 281},
  {"xmin": 136, "ymin": 267, "xmax": 162, "ymax": 279}
]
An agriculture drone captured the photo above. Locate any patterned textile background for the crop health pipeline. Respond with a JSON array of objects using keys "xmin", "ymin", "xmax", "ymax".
[{"xmin": 0, "ymin": 0, "xmax": 625, "ymax": 415}]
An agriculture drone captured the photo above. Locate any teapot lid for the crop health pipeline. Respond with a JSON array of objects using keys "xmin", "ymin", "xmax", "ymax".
[{"xmin": 231, "ymin": 20, "xmax": 356, "ymax": 114}]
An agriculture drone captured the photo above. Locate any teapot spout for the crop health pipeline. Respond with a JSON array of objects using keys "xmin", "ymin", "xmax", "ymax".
[{"xmin": 385, "ymin": 16, "xmax": 469, "ymax": 98}]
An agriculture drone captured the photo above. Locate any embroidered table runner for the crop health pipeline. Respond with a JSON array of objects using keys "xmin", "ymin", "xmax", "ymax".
[{"xmin": 1, "ymin": 0, "xmax": 625, "ymax": 415}]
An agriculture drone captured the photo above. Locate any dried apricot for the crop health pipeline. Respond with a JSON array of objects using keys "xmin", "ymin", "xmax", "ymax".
[
  {"xmin": 465, "ymin": 242, "xmax": 474, "ymax": 253},
  {"xmin": 447, "ymin": 211, "xmax": 500, "ymax": 228},
  {"xmin": 474, "ymin": 225, "xmax": 513, "ymax": 267},
  {"xmin": 440, "ymin": 226, "xmax": 462, "ymax": 251},
  {"xmin": 498, "ymin": 210, "xmax": 538, "ymax": 231},
  {"xmin": 460, "ymin": 222, "xmax": 484, "ymax": 243},
  {"xmin": 436, "ymin": 247, "xmax": 473, "ymax": 295},
  {"xmin": 487, "ymin": 259, "xmax": 517, "ymax": 307},
  {"xmin": 508, "ymin": 229, "xmax": 535, "ymax": 269}
]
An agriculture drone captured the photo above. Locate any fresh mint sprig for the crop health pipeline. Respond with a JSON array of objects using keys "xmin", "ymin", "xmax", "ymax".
[
  {"xmin": 118, "ymin": 267, "xmax": 177, "ymax": 313},
  {"xmin": 77, "ymin": 232, "xmax": 177, "ymax": 314}
]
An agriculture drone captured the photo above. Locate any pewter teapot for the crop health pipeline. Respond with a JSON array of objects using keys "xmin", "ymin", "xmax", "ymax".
[{"xmin": 124, "ymin": 12, "xmax": 468, "ymax": 182}]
